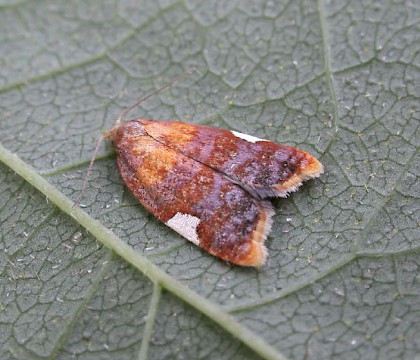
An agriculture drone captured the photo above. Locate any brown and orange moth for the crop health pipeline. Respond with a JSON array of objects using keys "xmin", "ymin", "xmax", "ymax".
[{"xmin": 80, "ymin": 75, "xmax": 323, "ymax": 267}]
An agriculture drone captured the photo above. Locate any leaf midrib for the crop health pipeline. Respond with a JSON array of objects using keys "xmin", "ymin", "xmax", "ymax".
[{"xmin": 0, "ymin": 143, "xmax": 286, "ymax": 360}]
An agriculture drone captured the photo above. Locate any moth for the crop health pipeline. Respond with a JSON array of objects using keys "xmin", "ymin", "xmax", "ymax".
[{"xmin": 81, "ymin": 76, "xmax": 323, "ymax": 267}]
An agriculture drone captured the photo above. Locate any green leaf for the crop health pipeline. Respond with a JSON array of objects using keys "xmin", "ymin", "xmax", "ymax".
[{"xmin": 0, "ymin": 1, "xmax": 418, "ymax": 359}]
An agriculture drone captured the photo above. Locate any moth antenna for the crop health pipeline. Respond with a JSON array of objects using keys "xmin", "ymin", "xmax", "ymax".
[
  {"xmin": 74, "ymin": 68, "xmax": 195, "ymax": 207},
  {"xmin": 115, "ymin": 68, "xmax": 195, "ymax": 127},
  {"xmin": 73, "ymin": 135, "xmax": 104, "ymax": 208}
]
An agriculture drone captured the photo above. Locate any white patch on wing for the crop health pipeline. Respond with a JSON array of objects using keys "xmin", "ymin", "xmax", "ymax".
[
  {"xmin": 231, "ymin": 131, "xmax": 268, "ymax": 143},
  {"xmin": 166, "ymin": 213, "xmax": 201, "ymax": 246}
]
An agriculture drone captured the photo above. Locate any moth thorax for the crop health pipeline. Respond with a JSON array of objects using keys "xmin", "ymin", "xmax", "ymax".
[{"xmin": 114, "ymin": 121, "xmax": 147, "ymax": 141}]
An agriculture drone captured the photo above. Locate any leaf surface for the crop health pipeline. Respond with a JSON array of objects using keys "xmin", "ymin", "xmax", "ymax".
[{"xmin": 0, "ymin": 1, "xmax": 419, "ymax": 359}]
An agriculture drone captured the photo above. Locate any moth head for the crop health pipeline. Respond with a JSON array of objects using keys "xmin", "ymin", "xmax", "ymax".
[{"xmin": 75, "ymin": 69, "xmax": 194, "ymax": 207}]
